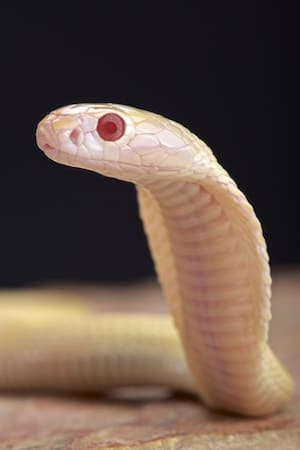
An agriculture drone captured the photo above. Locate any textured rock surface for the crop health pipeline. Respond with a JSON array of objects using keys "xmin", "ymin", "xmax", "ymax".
[{"xmin": 0, "ymin": 269, "xmax": 299, "ymax": 449}]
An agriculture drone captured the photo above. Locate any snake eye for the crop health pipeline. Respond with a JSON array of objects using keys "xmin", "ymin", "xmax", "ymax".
[{"xmin": 96, "ymin": 113, "xmax": 126, "ymax": 141}]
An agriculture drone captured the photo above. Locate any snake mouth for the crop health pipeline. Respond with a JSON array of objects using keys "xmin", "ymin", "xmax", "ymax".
[
  {"xmin": 42, "ymin": 143, "xmax": 56, "ymax": 152},
  {"xmin": 40, "ymin": 145, "xmax": 184, "ymax": 184}
]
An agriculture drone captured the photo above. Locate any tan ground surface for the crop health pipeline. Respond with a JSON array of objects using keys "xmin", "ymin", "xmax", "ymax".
[{"xmin": 0, "ymin": 268, "xmax": 299, "ymax": 449}]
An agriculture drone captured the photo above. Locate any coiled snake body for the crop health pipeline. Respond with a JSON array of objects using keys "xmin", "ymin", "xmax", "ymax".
[{"xmin": 1, "ymin": 104, "xmax": 294, "ymax": 416}]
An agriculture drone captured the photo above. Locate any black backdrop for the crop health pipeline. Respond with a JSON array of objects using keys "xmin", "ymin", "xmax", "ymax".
[{"xmin": 0, "ymin": 2, "xmax": 299, "ymax": 286}]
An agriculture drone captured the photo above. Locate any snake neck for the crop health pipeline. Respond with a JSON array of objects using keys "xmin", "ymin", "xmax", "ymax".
[
  {"xmin": 137, "ymin": 178, "xmax": 271, "ymax": 337},
  {"xmin": 136, "ymin": 178, "xmax": 293, "ymax": 415}
]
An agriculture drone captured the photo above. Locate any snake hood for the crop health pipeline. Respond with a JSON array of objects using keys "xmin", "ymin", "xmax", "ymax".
[{"xmin": 36, "ymin": 103, "xmax": 216, "ymax": 183}]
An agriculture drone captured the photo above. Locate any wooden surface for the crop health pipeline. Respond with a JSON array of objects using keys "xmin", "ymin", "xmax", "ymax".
[{"xmin": 0, "ymin": 268, "xmax": 299, "ymax": 449}]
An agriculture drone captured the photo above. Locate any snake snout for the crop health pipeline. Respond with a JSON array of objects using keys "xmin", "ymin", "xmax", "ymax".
[
  {"xmin": 36, "ymin": 116, "xmax": 84, "ymax": 156},
  {"xmin": 36, "ymin": 122, "xmax": 57, "ymax": 153}
]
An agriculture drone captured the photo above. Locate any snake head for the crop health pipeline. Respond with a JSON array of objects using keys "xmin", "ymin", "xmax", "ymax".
[{"xmin": 36, "ymin": 103, "xmax": 211, "ymax": 182}]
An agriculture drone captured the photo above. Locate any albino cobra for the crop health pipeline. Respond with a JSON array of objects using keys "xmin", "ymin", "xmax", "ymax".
[{"xmin": 1, "ymin": 104, "xmax": 294, "ymax": 416}]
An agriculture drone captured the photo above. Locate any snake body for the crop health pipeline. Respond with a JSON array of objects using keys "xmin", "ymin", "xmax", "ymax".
[
  {"xmin": 2, "ymin": 104, "xmax": 294, "ymax": 416},
  {"xmin": 0, "ymin": 298, "xmax": 195, "ymax": 394}
]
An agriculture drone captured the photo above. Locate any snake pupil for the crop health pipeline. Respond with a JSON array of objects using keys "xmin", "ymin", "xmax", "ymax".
[{"xmin": 97, "ymin": 113, "xmax": 125, "ymax": 141}]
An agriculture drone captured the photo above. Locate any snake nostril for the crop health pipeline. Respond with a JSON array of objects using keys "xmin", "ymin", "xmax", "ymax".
[{"xmin": 69, "ymin": 127, "xmax": 81, "ymax": 145}]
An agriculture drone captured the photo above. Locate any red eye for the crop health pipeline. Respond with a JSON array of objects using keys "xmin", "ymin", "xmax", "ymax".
[{"xmin": 96, "ymin": 113, "xmax": 126, "ymax": 141}]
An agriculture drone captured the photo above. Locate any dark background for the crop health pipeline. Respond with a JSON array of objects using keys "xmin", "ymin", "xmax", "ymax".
[{"xmin": 0, "ymin": 2, "xmax": 299, "ymax": 286}]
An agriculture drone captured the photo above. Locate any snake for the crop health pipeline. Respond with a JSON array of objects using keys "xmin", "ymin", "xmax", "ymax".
[{"xmin": 0, "ymin": 104, "xmax": 294, "ymax": 417}]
